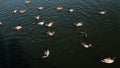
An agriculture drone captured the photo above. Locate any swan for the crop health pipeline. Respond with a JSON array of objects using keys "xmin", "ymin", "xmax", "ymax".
[
  {"xmin": 68, "ymin": 8, "xmax": 74, "ymax": 12},
  {"xmin": 98, "ymin": 11, "xmax": 106, "ymax": 15},
  {"xmin": 35, "ymin": 15, "xmax": 40, "ymax": 20},
  {"xmin": 38, "ymin": 6, "xmax": 44, "ymax": 10},
  {"xmin": 20, "ymin": 9, "xmax": 26, "ymax": 14},
  {"xmin": 15, "ymin": 26, "xmax": 22, "ymax": 30},
  {"xmin": 74, "ymin": 22, "xmax": 83, "ymax": 27},
  {"xmin": 37, "ymin": 22, "xmax": 45, "ymax": 26},
  {"xmin": 42, "ymin": 49, "xmax": 50, "ymax": 58},
  {"xmin": 47, "ymin": 31, "xmax": 55, "ymax": 36},
  {"xmin": 12, "ymin": 9, "xmax": 17, "ymax": 14},
  {"xmin": 101, "ymin": 57, "xmax": 115, "ymax": 64},
  {"xmin": 57, "ymin": 7, "xmax": 63, "ymax": 11},
  {"xmin": 81, "ymin": 43, "xmax": 92, "ymax": 48},
  {"xmin": 45, "ymin": 22, "xmax": 53, "ymax": 27}
]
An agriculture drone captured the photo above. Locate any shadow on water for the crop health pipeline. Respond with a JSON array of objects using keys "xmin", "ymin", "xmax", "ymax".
[{"xmin": 0, "ymin": 32, "xmax": 29, "ymax": 68}]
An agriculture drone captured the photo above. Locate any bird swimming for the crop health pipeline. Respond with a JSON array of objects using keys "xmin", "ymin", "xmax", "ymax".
[
  {"xmin": 98, "ymin": 11, "xmax": 106, "ymax": 15},
  {"xmin": 42, "ymin": 49, "xmax": 50, "ymax": 58},
  {"xmin": 38, "ymin": 6, "xmax": 44, "ymax": 10},
  {"xmin": 57, "ymin": 7, "xmax": 63, "ymax": 11},
  {"xmin": 25, "ymin": 0, "xmax": 31, "ymax": 4},
  {"xmin": 45, "ymin": 22, "xmax": 53, "ymax": 27},
  {"xmin": 47, "ymin": 31, "xmax": 55, "ymax": 36},
  {"xmin": 74, "ymin": 22, "xmax": 83, "ymax": 27},
  {"xmin": 15, "ymin": 26, "xmax": 22, "ymax": 30},
  {"xmin": 80, "ymin": 32, "xmax": 88, "ymax": 38},
  {"xmin": 68, "ymin": 8, "xmax": 74, "ymax": 13},
  {"xmin": 81, "ymin": 42, "xmax": 92, "ymax": 48},
  {"xmin": 0, "ymin": 21, "xmax": 2, "ymax": 26},
  {"xmin": 101, "ymin": 57, "xmax": 115, "ymax": 64},
  {"xmin": 12, "ymin": 9, "xmax": 17, "ymax": 14},
  {"xmin": 35, "ymin": 15, "xmax": 40, "ymax": 20},
  {"xmin": 37, "ymin": 22, "xmax": 45, "ymax": 26},
  {"xmin": 20, "ymin": 9, "xmax": 26, "ymax": 14}
]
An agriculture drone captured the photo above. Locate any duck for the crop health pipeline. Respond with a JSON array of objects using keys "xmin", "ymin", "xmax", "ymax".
[
  {"xmin": 81, "ymin": 42, "xmax": 92, "ymax": 48},
  {"xmin": 47, "ymin": 31, "xmax": 55, "ymax": 36},
  {"xmin": 37, "ymin": 21, "xmax": 45, "ymax": 26},
  {"xmin": 15, "ymin": 26, "xmax": 22, "ymax": 30},
  {"xmin": 0, "ymin": 21, "xmax": 3, "ymax": 26},
  {"xmin": 25, "ymin": 0, "xmax": 31, "ymax": 4},
  {"xmin": 19, "ymin": 9, "xmax": 26, "ymax": 14},
  {"xmin": 80, "ymin": 32, "xmax": 88, "ymax": 38},
  {"xmin": 35, "ymin": 15, "xmax": 40, "ymax": 20},
  {"xmin": 57, "ymin": 7, "xmax": 63, "ymax": 11},
  {"xmin": 12, "ymin": 9, "xmax": 17, "ymax": 14},
  {"xmin": 74, "ymin": 22, "xmax": 83, "ymax": 27},
  {"xmin": 101, "ymin": 57, "xmax": 115, "ymax": 64},
  {"xmin": 98, "ymin": 11, "xmax": 106, "ymax": 15},
  {"xmin": 68, "ymin": 8, "xmax": 74, "ymax": 13},
  {"xmin": 38, "ymin": 6, "xmax": 44, "ymax": 10},
  {"xmin": 45, "ymin": 22, "xmax": 53, "ymax": 27},
  {"xmin": 42, "ymin": 49, "xmax": 50, "ymax": 58}
]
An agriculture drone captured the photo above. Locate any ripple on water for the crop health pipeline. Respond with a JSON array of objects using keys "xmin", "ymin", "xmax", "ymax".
[{"xmin": 0, "ymin": 0, "xmax": 120, "ymax": 67}]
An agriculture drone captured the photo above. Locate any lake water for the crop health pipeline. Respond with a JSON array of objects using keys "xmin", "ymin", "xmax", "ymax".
[{"xmin": 0, "ymin": 0, "xmax": 120, "ymax": 68}]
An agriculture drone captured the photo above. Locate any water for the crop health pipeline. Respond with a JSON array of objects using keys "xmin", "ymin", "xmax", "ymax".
[{"xmin": 0, "ymin": 0, "xmax": 120, "ymax": 68}]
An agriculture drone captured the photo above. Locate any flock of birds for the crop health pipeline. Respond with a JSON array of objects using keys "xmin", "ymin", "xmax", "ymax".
[{"xmin": 0, "ymin": 0, "xmax": 115, "ymax": 64}]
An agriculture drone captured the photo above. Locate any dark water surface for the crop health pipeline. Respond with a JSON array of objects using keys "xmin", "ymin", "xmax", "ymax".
[{"xmin": 0, "ymin": 0, "xmax": 120, "ymax": 68}]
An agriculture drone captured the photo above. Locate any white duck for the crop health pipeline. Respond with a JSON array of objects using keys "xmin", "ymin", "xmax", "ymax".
[
  {"xmin": 81, "ymin": 43, "xmax": 92, "ymax": 48},
  {"xmin": 47, "ymin": 31, "xmax": 55, "ymax": 36},
  {"xmin": 68, "ymin": 8, "xmax": 74, "ymax": 12},
  {"xmin": 101, "ymin": 57, "xmax": 115, "ymax": 64},
  {"xmin": 38, "ymin": 6, "xmax": 44, "ymax": 10},
  {"xmin": 98, "ymin": 11, "xmax": 106, "ymax": 15},
  {"xmin": 35, "ymin": 15, "xmax": 40, "ymax": 20},
  {"xmin": 45, "ymin": 22, "xmax": 53, "ymax": 27},
  {"xmin": 37, "ymin": 22, "xmax": 45, "ymax": 26},
  {"xmin": 20, "ymin": 9, "xmax": 26, "ymax": 14},
  {"xmin": 15, "ymin": 26, "xmax": 22, "ymax": 30},
  {"xmin": 12, "ymin": 9, "xmax": 17, "ymax": 14},
  {"xmin": 74, "ymin": 22, "xmax": 83, "ymax": 27},
  {"xmin": 42, "ymin": 49, "xmax": 50, "ymax": 58},
  {"xmin": 57, "ymin": 7, "xmax": 63, "ymax": 11}
]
